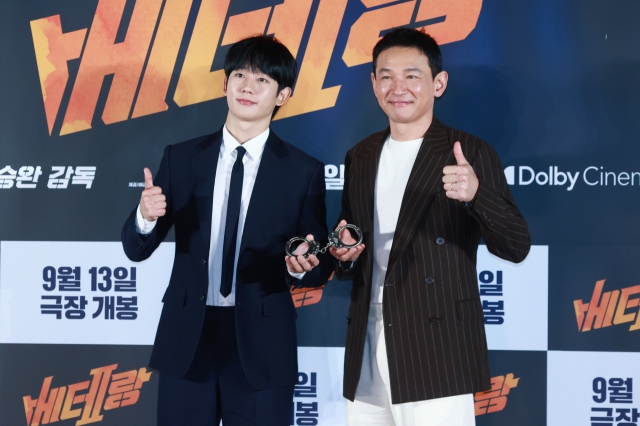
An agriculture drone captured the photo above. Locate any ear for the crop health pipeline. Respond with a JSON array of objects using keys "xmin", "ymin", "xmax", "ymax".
[
  {"xmin": 275, "ymin": 87, "xmax": 292, "ymax": 106},
  {"xmin": 433, "ymin": 71, "xmax": 448, "ymax": 98},
  {"xmin": 223, "ymin": 76, "xmax": 228, "ymax": 95},
  {"xmin": 371, "ymin": 72, "xmax": 377, "ymax": 95}
]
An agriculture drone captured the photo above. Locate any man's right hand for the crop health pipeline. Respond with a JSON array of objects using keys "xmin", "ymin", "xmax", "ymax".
[
  {"xmin": 140, "ymin": 168, "xmax": 166, "ymax": 222},
  {"xmin": 329, "ymin": 219, "xmax": 365, "ymax": 262}
]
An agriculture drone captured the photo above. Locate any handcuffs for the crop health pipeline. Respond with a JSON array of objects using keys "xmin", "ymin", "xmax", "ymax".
[{"xmin": 285, "ymin": 224, "xmax": 363, "ymax": 258}]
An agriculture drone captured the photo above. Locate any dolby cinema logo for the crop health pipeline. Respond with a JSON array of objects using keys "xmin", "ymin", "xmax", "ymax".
[{"xmin": 504, "ymin": 166, "xmax": 640, "ymax": 191}]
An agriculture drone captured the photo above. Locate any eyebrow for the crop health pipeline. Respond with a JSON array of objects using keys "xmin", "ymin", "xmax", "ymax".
[{"xmin": 377, "ymin": 67, "xmax": 424, "ymax": 73}]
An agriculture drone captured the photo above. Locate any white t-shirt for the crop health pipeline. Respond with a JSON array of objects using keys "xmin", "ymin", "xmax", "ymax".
[{"xmin": 371, "ymin": 135, "xmax": 423, "ymax": 304}]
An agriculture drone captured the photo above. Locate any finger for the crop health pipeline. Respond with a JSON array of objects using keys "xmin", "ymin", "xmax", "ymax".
[
  {"xmin": 445, "ymin": 189, "xmax": 460, "ymax": 200},
  {"xmin": 330, "ymin": 247, "xmax": 351, "ymax": 262},
  {"xmin": 286, "ymin": 256, "xmax": 303, "ymax": 273},
  {"xmin": 306, "ymin": 234, "xmax": 314, "ymax": 241},
  {"xmin": 143, "ymin": 186, "xmax": 163, "ymax": 196},
  {"xmin": 293, "ymin": 241, "xmax": 309, "ymax": 256},
  {"xmin": 442, "ymin": 175, "xmax": 458, "ymax": 183},
  {"xmin": 148, "ymin": 194, "xmax": 166, "ymax": 203},
  {"xmin": 144, "ymin": 168, "xmax": 154, "ymax": 189},
  {"xmin": 296, "ymin": 255, "xmax": 311, "ymax": 271},
  {"xmin": 306, "ymin": 255, "xmax": 319, "ymax": 268},
  {"xmin": 339, "ymin": 227, "xmax": 355, "ymax": 244},
  {"xmin": 453, "ymin": 142, "xmax": 468, "ymax": 166},
  {"xmin": 335, "ymin": 219, "xmax": 347, "ymax": 231},
  {"xmin": 329, "ymin": 247, "xmax": 345, "ymax": 258},
  {"xmin": 442, "ymin": 165, "xmax": 469, "ymax": 175}
]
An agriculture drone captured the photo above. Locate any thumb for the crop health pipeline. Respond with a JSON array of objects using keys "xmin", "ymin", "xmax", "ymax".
[
  {"xmin": 143, "ymin": 168, "xmax": 154, "ymax": 189},
  {"xmin": 453, "ymin": 142, "xmax": 468, "ymax": 166}
]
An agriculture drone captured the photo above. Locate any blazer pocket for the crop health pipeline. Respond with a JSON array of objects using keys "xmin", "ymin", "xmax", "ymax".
[
  {"xmin": 263, "ymin": 293, "xmax": 297, "ymax": 318},
  {"xmin": 162, "ymin": 285, "xmax": 187, "ymax": 307},
  {"xmin": 455, "ymin": 298, "xmax": 484, "ymax": 321}
]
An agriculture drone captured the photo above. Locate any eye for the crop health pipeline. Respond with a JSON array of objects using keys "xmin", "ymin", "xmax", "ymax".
[
  {"xmin": 258, "ymin": 77, "xmax": 269, "ymax": 83},
  {"xmin": 406, "ymin": 75, "xmax": 419, "ymax": 79},
  {"xmin": 235, "ymin": 72, "xmax": 245, "ymax": 78}
]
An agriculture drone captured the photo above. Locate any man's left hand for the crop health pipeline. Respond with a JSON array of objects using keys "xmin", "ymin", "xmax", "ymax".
[
  {"xmin": 285, "ymin": 234, "xmax": 319, "ymax": 273},
  {"xmin": 443, "ymin": 141, "xmax": 479, "ymax": 202}
]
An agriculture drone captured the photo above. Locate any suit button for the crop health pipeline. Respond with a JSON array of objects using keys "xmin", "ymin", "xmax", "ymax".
[
  {"xmin": 199, "ymin": 294, "xmax": 205, "ymax": 301},
  {"xmin": 482, "ymin": 211, "xmax": 488, "ymax": 219},
  {"xmin": 136, "ymin": 241, "xmax": 143, "ymax": 249},
  {"xmin": 424, "ymin": 276, "xmax": 435, "ymax": 284},
  {"xmin": 435, "ymin": 237, "xmax": 445, "ymax": 245},
  {"xmin": 429, "ymin": 315, "xmax": 441, "ymax": 324},
  {"xmin": 202, "ymin": 258, "xmax": 207, "ymax": 265}
]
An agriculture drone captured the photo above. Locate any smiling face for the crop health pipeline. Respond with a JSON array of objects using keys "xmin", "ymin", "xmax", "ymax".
[
  {"xmin": 371, "ymin": 47, "xmax": 448, "ymax": 132},
  {"xmin": 224, "ymin": 67, "xmax": 291, "ymax": 125}
]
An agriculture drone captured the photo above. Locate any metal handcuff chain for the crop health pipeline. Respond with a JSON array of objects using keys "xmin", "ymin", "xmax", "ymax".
[{"xmin": 285, "ymin": 224, "xmax": 363, "ymax": 258}]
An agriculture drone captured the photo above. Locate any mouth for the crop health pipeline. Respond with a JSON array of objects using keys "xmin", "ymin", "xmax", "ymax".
[
  {"xmin": 388, "ymin": 100, "xmax": 413, "ymax": 107},
  {"xmin": 237, "ymin": 98, "xmax": 256, "ymax": 106}
]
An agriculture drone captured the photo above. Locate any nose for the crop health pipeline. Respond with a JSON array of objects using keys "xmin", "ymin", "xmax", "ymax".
[
  {"xmin": 391, "ymin": 78, "xmax": 407, "ymax": 95},
  {"xmin": 241, "ymin": 79, "xmax": 255, "ymax": 94}
]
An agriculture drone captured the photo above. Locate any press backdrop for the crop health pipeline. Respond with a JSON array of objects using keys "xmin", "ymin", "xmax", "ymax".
[{"xmin": 2, "ymin": 1, "xmax": 640, "ymax": 425}]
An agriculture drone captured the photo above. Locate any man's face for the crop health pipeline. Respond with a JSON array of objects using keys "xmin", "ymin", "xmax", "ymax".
[
  {"xmin": 371, "ymin": 47, "xmax": 447, "ymax": 127},
  {"xmin": 224, "ymin": 68, "xmax": 290, "ymax": 123}
]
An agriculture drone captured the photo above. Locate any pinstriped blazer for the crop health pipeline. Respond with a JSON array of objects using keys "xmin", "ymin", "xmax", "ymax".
[{"xmin": 337, "ymin": 118, "xmax": 531, "ymax": 404}]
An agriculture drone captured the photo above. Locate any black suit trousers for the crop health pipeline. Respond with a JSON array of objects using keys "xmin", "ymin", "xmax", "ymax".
[{"xmin": 157, "ymin": 307, "xmax": 294, "ymax": 426}]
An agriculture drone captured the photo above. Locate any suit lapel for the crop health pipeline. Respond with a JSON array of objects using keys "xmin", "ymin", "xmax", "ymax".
[
  {"xmin": 192, "ymin": 130, "xmax": 223, "ymax": 249},
  {"xmin": 239, "ymin": 132, "xmax": 290, "ymax": 252},
  {"xmin": 386, "ymin": 119, "xmax": 454, "ymax": 276},
  {"xmin": 353, "ymin": 130, "xmax": 387, "ymax": 282}
]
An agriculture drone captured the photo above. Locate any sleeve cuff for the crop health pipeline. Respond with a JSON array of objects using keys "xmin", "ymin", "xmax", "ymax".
[
  {"xmin": 338, "ymin": 260, "xmax": 356, "ymax": 271},
  {"xmin": 135, "ymin": 205, "xmax": 157, "ymax": 235},
  {"xmin": 287, "ymin": 269, "xmax": 306, "ymax": 280}
]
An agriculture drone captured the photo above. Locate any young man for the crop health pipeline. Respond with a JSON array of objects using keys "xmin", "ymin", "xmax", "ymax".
[
  {"xmin": 121, "ymin": 35, "xmax": 332, "ymax": 426},
  {"xmin": 330, "ymin": 28, "xmax": 531, "ymax": 425}
]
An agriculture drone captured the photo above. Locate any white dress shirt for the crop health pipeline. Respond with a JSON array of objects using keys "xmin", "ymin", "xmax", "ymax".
[
  {"xmin": 371, "ymin": 135, "xmax": 423, "ymax": 305},
  {"xmin": 136, "ymin": 126, "xmax": 303, "ymax": 307}
]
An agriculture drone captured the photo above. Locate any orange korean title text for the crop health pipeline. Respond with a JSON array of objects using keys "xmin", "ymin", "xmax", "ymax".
[
  {"xmin": 575, "ymin": 279, "xmax": 640, "ymax": 332},
  {"xmin": 31, "ymin": 0, "xmax": 482, "ymax": 136},
  {"xmin": 474, "ymin": 373, "xmax": 520, "ymax": 416},
  {"xmin": 23, "ymin": 364, "xmax": 152, "ymax": 426}
]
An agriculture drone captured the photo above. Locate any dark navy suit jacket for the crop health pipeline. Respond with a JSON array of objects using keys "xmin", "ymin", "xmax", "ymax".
[{"xmin": 121, "ymin": 128, "xmax": 332, "ymax": 390}]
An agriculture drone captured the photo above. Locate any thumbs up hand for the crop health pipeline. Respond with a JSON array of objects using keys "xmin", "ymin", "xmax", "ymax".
[
  {"xmin": 442, "ymin": 142, "xmax": 479, "ymax": 202},
  {"xmin": 140, "ymin": 168, "xmax": 166, "ymax": 221}
]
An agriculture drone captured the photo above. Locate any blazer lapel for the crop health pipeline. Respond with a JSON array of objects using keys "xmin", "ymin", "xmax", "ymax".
[
  {"xmin": 385, "ymin": 118, "xmax": 454, "ymax": 277},
  {"xmin": 192, "ymin": 129, "xmax": 223, "ymax": 249},
  {"xmin": 352, "ymin": 130, "xmax": 387, "ymax": 284},
  {"xmin": 239, "ymin": 132, "xmax": 290, "ymax": 252}
]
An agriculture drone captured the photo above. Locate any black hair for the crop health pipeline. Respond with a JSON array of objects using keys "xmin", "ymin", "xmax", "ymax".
[
  {"xmin": 372, "ymin": 28, "xmax": 442, "ymax": 79},
  {"xmin": 224, "ymin": 35, "xmax": 297, "ymax": 94}
]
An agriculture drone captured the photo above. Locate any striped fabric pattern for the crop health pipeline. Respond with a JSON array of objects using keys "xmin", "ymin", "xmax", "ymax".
[{"xmin": 337, "ymin": 118, "xmax": 531, "ymax": 404}]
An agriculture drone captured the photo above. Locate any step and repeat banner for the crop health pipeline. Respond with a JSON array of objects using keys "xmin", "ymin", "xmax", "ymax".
[{"xmin": 1, "ymin": 1, "xmax": 639, "ymax": 425}]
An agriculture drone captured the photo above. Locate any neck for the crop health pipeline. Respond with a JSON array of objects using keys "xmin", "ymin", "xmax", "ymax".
[
  {"xmin": 389, "ymin": 113, "xmax": 433, "ymax": 141},
  {"xmin": 225, "ymin": 114, "xmax": 270, "ymax": 144}
]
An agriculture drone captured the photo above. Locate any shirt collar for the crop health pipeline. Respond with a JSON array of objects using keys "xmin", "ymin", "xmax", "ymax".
[{"xmin": 221, "ymin": 125, "xmax": 270, "ymax": 160}]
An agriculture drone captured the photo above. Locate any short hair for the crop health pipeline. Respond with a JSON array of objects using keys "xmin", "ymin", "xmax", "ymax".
[
  {"xmin": 372, "ymin": 28, "xmax": 442, "ymax": 79},
  {"xmin": 224, "ymin": 35, "xmax": 297, "ymax": 94}
]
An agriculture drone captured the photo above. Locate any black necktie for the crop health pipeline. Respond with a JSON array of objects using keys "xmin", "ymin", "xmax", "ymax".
[{"xmin": 220, "ymin": 146, "xmax": 246, "ymax": 298}]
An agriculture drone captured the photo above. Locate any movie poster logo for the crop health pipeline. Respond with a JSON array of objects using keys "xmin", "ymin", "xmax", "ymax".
[
  {"xmin": 574, "ymin": 279, "xmax": 640, "ymax": 332},
  {"xmin": 474, "ymin": 373, "xmax": 520, "ymax": 416},
  {"xmin": 23, "ymin": 365, "xmax": 151, "ymax": 426},
  {"xmin": 30, "ymin": 0, "xmax": 482, "ymax": 136}
]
